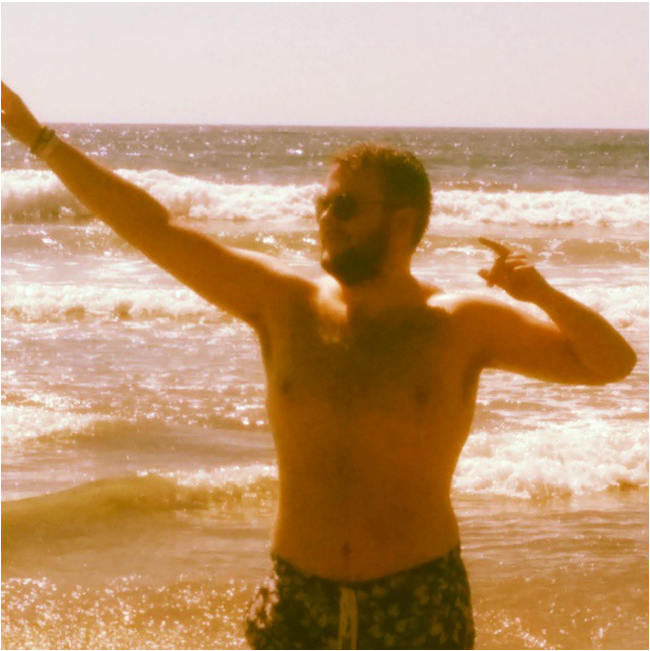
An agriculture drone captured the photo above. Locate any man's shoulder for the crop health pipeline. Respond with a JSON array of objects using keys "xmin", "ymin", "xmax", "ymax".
[
  {"xmin": 426, "ymin": 289, "xmax": 500, "ymax": 313},
  {"xmin": 425, "ymin": 290, "xmax": 525, "ymax": 332}
]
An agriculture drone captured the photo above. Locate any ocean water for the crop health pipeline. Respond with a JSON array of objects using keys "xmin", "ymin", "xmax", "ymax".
[{"xmin": 1, "ymin": 125, "xmax": 648, "ymax": 649}]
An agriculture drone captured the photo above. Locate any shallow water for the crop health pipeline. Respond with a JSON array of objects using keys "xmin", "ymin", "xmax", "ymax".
[{"xmin": 3, "ymin": 491, "xmax": 647, "ymax": 649}]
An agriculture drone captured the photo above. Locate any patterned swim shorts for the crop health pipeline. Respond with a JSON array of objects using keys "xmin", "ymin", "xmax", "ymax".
[{"xmin": 245, "ymin": 546, "xmax": 474, "ymax": 649}]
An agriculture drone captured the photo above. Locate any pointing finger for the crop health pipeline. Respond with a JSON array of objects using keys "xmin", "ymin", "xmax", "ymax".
[{"xmin": 478, "ymin": 237, "xmax": 512, "ymax": 258}]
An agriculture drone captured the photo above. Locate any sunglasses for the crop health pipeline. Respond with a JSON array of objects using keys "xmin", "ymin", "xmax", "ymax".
[{"xmin": 314, "ymin": 193, "xmax": 386, "ymax": 222}]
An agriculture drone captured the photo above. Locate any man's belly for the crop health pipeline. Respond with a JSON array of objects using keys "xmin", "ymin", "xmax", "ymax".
[
  {"xmin": 264, "ymin": 370, "xmax": 475, "ymax": 580},
  {"xmin": 270, "ymin": 472, "xmax": 461, "ymax": 581}
]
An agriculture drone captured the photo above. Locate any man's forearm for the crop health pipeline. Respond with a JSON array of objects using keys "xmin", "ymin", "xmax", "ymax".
[
  {"xmin": 533, "ymin": 283, "xmax": 637, "ymax": 382},
  {"xmin": 2, "ymin": 83, "xmax": 168, "ymax": 244},
  {"xmin": 43, "ymin": 135, "xmax": 170, "ymax": 247}
]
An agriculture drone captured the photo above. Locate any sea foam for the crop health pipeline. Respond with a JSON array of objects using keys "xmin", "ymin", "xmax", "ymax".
[
  {"xmin": 433, "ymin": 189, "xmax": 648, "ymax": 233},
  {"xmin": 1, "ymin": 281, "xmax": 220, "ymax": 324},
  {"xmin": 1, "ymin": 169, "xmax": 320, "ymax": 224},
  {"xmin": 456, "ymin": 416, "xmax": 647, "ymax": 499},
  {"xmin": 2, "ymin": 168, "xmax": 647, "ymax": 234}
]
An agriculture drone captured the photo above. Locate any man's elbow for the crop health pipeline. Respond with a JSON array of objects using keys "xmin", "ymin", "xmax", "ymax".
[
  {"xmin": 613, "ymin": 346, "xmax": 638, "ymax": 381},
  {"xmin": 589, "ymin": 347, "xmax": 637, "ymax": 385}
]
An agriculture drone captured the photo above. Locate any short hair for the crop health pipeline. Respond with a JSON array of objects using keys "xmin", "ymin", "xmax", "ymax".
[{"xmin": 332, "ymin": 143, "xmax": 432, "ymax": 247}]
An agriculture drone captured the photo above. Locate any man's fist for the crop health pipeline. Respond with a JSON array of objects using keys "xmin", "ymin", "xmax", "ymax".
[
  {"xmin": 1, "ymin": 82, "xmax": 42, "ymax": 148},
  {"xmin": 478, "ymin": 237, "xmax": 551, "ymax": 303}
]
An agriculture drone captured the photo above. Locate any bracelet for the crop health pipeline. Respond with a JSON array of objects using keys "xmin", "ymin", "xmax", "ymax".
[{"xmin": 30, "ymin": 126, "xmax": 59, "ymax": 159}]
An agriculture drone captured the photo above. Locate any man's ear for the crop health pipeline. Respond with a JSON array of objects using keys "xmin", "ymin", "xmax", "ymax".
[{"xmin": 390, "ymin": 206, "xmax": 418, "ymax": 252}]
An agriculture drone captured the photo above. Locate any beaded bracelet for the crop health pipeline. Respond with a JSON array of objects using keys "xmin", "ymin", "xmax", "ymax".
[{"xmin": 30, "ymin": 126, "xmax": 59, "ymax": 159}]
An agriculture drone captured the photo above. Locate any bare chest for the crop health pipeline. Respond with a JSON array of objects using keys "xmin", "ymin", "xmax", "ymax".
[{"xmin": 265, "ymin": 302, "xmax": 468, "ymax": 412}]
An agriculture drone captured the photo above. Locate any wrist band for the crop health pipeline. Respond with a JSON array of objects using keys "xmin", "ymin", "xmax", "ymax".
[{"xmin": 30, "ymin": 126, "xmax": 59, "ymax": 159}]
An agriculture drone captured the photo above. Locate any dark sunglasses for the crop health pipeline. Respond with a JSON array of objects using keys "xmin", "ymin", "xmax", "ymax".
[{"xmin": 314, "ymin": 193, "xmax": 386, "ymax": 222}]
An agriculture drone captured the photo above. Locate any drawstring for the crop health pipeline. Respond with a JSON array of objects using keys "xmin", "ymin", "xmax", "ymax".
[{"xmin": 337, "ymin": 586, "xmax": 358, "ymax": 649}]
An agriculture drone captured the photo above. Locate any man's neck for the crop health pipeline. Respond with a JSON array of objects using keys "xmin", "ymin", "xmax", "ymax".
[{"xmin": 331, "ymin": 269, "xmax": 425, "ymax": 320}]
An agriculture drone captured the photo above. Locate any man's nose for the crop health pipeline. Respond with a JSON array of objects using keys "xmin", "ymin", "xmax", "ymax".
[
  {"xmin": 317, "ymin": 204, "xmax": 336, "ymax": 224},
  {"xmin": 319, "ymin": 206, "xmax": 333, "ymax": 223}
]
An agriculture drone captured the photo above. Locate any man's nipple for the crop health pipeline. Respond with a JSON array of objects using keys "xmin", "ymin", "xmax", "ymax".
[{"xmin": 414, "ymin": 385, "xmax": 430, "ymax": 405}]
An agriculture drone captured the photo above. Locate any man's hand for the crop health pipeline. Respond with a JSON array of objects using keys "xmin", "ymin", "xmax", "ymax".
[
  {"xmin": 1, "ymin": 82, "xmax": 42, "ymax": 147},
  {"xmin": 478, "ymin": 237, "xmax": 551, "ymax": 303}
]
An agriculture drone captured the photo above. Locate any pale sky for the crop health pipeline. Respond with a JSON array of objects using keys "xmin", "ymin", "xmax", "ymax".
[{"xmin": 1, "ymin": 2, "xmax": 648, "ymax": 128}]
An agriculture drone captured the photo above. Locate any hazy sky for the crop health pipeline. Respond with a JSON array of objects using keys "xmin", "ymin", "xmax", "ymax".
[{"xmin": 2, "ymin": 2, "xmax": 648, "ymax": 128}]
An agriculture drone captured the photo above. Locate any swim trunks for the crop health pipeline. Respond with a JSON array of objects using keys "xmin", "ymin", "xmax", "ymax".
[{"xmin": 245, "ymin": 545, "xmax": 474, "ymax": 649}]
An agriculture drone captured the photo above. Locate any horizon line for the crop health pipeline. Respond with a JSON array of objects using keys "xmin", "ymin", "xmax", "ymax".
[{"xmin": 44, "ymin": 121, "xmax": 650, "ymax": 132}]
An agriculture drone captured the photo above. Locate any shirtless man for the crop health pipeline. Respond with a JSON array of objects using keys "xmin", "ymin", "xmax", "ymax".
[{"xmin": 2, "ymin": 83, "xmax": 637, "ymax": 650}]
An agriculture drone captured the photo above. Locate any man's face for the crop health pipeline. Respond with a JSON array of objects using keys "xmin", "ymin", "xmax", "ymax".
[{"xmin": 317, "ymin": 164, "xmax": 392, "ymax": 286}]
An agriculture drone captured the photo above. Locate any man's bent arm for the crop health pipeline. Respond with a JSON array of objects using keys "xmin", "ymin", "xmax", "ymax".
[
  {"xmin": 1, "ymin": 83, "xmax": 306, "ymax": 327},
  {"xmin": 463, "ymin": 238, "xmax": 637, "ymax": 385},
  {"xmin": 528, "ymin": 283, "xmax": 636, "ymax": 382},
  {"xmin": 460, "ymin": 291, "xmax": 636, "ymax": 385}
]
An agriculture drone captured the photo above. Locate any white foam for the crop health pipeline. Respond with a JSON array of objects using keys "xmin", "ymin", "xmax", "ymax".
[
  {"xmin": 168, "ymin": 463, "xmax": 277, "ymax": 490},
  {"xmin": 3, "ymin": 169, "xmax": 647, "ymax": 235},
  {"xmin": 117, "ymin": 169, "xmax": 321, "ymax": 223},
  {"xmin": 1, "ymin": 281, "xmax": 222, "ymax": 324},
  {"xmin": 1, "ymin": 169, "xmax": 85, "ymax": 220},
  {"xmin": 433, "ymin": 189, "xmax": 648, "ymax": 233},
  {"xmin": 1, "ymin": 404, "xmax": 111, "ymax": 445},
  {"xmin": 155, "ymin": 464, "xmax": 279, "ymax": 507},
  {"xmin": 566, "ymin": 284, "xmax": 649, "ymax": 331},
  {"xmin": 2, "ymin": 168, "xmax": 320, "ymax": 224},
  {"xmin": 160, "ymin": 427, "xmax": 648, "ymax": 500},
  {"xmin": 455, "ymin": 417, "xmax": 648, "ymax": 498}
]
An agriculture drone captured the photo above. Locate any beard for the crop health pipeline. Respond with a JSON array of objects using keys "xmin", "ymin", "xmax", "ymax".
[{"xmin": 320, "ymin": 222, "xmax": 390, "ymax": 286}]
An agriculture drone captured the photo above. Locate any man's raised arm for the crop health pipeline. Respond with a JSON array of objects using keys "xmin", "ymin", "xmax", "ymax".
[
  {"xmin": 1, "ymin": 82, "xmax": 307, "ymax": 328},
  {"xmin": 457, "ymin": 238, "xmax": 637, "ymax": 385}
]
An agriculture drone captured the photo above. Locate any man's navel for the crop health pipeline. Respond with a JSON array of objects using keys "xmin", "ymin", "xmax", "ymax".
[{"xmin": 414, "ymin": 385, "xmax": 430, "ymax": 405}]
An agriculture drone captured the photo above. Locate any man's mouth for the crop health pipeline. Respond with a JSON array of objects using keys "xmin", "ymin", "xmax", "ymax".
[{"xmin": 321, "ymin": 227, "xmax": 349, "ymax": 248}]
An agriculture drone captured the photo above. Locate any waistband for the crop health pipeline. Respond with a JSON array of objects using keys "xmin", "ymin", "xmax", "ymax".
[{"xmin": 271, "ymin": 544, "xmax": 463, "ymax": 589}]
